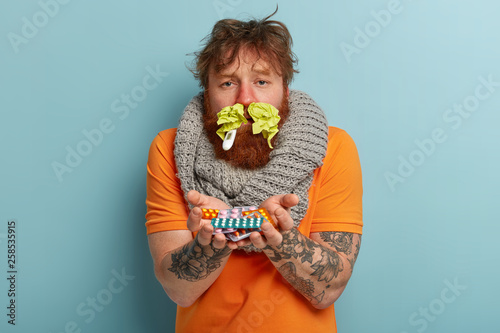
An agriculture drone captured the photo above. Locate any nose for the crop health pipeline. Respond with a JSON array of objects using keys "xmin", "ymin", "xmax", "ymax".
[{"xmin": 235, "ymin": 82, "xmax": 255, "ymax": 111}]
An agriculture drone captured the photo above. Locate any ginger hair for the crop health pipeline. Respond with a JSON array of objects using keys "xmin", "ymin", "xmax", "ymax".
[{"xmin": 191, "ymin": 8, "xmax": 299, "ymax": 89}]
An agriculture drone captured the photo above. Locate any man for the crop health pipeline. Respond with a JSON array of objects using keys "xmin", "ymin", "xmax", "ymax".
[{"xmin": 146, "ymin": 11, "xmax": 362, "ymax": 332}]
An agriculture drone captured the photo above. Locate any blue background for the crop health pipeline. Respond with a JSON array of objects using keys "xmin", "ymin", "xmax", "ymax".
[{"xmin": 1, "ymin": 0, "xmax": 499, "ymax": 332}]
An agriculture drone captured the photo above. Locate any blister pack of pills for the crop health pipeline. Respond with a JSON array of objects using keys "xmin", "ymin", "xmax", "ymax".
[
  {"xmin": 203, "ymin": 206, "xmax": 277, "ymax": 241},
  {"xmin": 242, "ymin": 208, "xmax": 277, "ymax": 229},
  {"xmin": 226, "ymin": 228, "xmax": 255, "ymax": 242},
  {"xmin": 211, "ymin": 217, "xmax": 264, "ymax": 229},
  {"xmin": 215, "ymin": 206, "xmax": 258, "ymax": 219}
]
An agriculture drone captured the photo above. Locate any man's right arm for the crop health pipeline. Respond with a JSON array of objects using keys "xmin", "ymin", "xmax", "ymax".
[
  {"xmin": 146, "ymin": 131, "xmax": 236, "ymax": 306},
  {"xmin": 148, "ymin": 191, "xmax": 235, "ymax": 307},
  {"xmin": 148, "ymin": 230, "xmax": 231, "ymax": 307}
]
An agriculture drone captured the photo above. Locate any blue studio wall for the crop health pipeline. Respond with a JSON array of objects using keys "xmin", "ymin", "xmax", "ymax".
[{"xmin": 1, "ymin": 1, "xmax": 499, "ymax": 332}]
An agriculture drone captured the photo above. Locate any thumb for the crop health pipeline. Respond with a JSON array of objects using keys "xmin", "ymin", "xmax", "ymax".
[
  {"xmin": 274, "ymin": 207, "xmax": 294, "ymax": 231},
  {"xmin": 186, "ymin": 190, "xmax": 202, "ymax": 207},
  {"xmin": 187, "ymin": 206, "xmax": 204, "ymax": 232},
  {"xmin": 280, "ymin": 193, "xmax": 299, "ymax": 209}
]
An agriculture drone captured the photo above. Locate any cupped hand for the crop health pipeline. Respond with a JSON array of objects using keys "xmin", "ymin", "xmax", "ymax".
[
  {"xmin": 234, "ymin": 194, "xmax": 299, "ymax": 249},
  {"xmin": 186, "ymin": 190, "xmax": 234, "ymax": 249}
]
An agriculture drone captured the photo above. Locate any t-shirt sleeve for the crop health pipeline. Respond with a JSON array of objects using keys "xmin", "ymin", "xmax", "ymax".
[
  {"xmin": 309, "ymin": 127, "xmax": 363, "ymax": 234},
  {"xmin": 145, "ymin": 129, "xmax": 190, "ymax": 234}
]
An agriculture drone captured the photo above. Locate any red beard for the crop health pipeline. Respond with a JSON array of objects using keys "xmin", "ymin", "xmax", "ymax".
[{"xmin": 203, "ymin": 91, "xmax": 289, "ymax": 169}]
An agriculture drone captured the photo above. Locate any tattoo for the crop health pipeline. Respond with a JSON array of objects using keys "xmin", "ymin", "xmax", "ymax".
[
  {"xmin": 168, "ymin": 236, "xmax": 231, "ymax": 282},
  {"xmin": 264, "ymin": 228, "xmax": 344, "ymax": 298},
  {"xmin": 311, "ymin": 249, "xmax": 344, "ymax": 282},
  {"xmin": 348, "ymin": 237, "xmax": 361, "ymax": 271},
  {"xmin": 320, "ymin": 232, "xmax": 361, "ymax": 272},
  {"xmin": 319, "ymin": 232, "xmax": 353, "ymax": 255},
  {"xmin": 279, "ymin": 262, "xmax": 325, "ymax": 304},
  {"xmin": 264, "ymin": 228, "xmax": 316, "ymax": 264},
  {"xmin": 264, "ymin": 229, "xmax": 361, "ymax": 304}
]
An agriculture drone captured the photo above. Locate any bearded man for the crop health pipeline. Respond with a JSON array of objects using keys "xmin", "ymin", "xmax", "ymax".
[{"xmin": 145, "ymin": 11, "xmax": 363, "ymax": 333}]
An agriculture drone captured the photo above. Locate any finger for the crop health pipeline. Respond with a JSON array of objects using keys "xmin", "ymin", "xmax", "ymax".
[
  {"xmin": 187, "ymin": 207, "xmax": 204, "ymax": 232},
  {"xmin": 234, "ymin": 238, "xmax": 252, "ymax": 248},
  {"xmin": 280, "ymin": 193, "xmax": 299, "ymax": 209},
  {"xmin": 250, "ymin": 231, "xmax": 268, "ymax": 249},
  {"xmin": 212, "ymin": 233, "xmax": 227, "ymax": 249},
  {"xmin": 260, "ymin": 222, "xmax": 282, "ymax": 246},
  {"xmin": 226, "ymin": 241, "xmax": 239, "ymax": 250},
  {"xmin": 186, "ymin": 190, "xmax": 204, "ymax": 207},
  {"xmin": 197, "ymin": 222, "xmax": 214, "ymax": 246},
  {"xmin": 274, "ymin": 208, "xmax": 294, "ymax": 231}
]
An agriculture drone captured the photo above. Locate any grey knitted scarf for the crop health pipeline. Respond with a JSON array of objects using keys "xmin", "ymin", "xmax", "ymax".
[{"xmin": 174, "ymin": 90, "xmax": 329, "ymax": 251}]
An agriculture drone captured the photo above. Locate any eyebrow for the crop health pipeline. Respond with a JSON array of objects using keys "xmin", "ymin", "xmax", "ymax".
[
  {"xmin": 251, "ymin": 63, "xmax": 272, "ymax": 76},
  {"xmin": 215, "ymin": 73, "xmax": 234, "ymax": 79},
  {"xmin": 216, "ymin": 67, "xmax": 272, "ymax": 78}
]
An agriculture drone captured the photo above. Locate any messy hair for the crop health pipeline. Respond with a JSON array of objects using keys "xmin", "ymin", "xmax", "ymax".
[{"xmin": 191, "ymin": 8, "xmax": 299, "ymax": 89}]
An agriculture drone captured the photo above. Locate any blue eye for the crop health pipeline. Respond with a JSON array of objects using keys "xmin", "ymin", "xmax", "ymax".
[
  {"xmin": 222, "ymin": 82, "xmax": 233, "ymax": 87},
  {"xmin": 257, "ymin": 80, "xmax": 267, "ymax": 86}
]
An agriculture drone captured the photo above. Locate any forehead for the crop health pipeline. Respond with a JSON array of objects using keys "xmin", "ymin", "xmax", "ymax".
[{"xmin": 211, "ymin": 49, "xmax": 279, "ymax": 77}]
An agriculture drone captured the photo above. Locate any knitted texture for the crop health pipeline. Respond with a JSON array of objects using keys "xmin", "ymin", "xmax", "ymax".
[{"xmin": 174, "ymin": 90, "xmax": 329, "ymax": 251}]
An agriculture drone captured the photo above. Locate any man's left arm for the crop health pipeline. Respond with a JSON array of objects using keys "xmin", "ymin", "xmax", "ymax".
[
  {"xmin": 240, "ymin": 129, "xmax": 362, "ymax": 309},
  {"xmin": 242, "ymin": 194, "xmax": 361, "ymax": 309}
]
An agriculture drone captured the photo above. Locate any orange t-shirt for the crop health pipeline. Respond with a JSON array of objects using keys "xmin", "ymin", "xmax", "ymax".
[{"xmin": 146, "ymin": 127, "xmax": 363, "ymax": 332}]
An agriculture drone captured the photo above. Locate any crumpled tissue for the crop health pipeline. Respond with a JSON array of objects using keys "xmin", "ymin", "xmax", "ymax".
[
  {"xmin": 216, "ymin": 102, "xmax": 281, "ymax": 149},
  {"xmin": 216, "ymin": 103, "xmax": 247, "ymax": 140},
  {"xmin": 248, "ymin": 102, "xmax": 280, "ymax": 149}
]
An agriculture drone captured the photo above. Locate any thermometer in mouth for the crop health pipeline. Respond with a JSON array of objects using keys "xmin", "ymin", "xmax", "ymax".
[{"xmin": 222, "ymin": 129, "xmax": 237, "ymax": 151}]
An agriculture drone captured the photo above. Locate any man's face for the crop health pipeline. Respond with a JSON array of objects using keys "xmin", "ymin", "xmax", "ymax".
[{"xmin": 203, "ymin": 49, "xmax": 289, "ymax": 169}]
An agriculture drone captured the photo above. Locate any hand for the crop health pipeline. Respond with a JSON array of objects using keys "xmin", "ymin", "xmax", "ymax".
[
  {"xmin": 235, "ymin": 194, "xmax": 299, "ymax": 249},
  {"xmin": 185, "ymin": 190, "xmax": 236, "ymax": 249}
]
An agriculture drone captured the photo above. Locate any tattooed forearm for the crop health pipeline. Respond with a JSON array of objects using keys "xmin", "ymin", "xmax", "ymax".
[
  {"xmin": 168, "ymin": 236, "xmax": 231, "ymax": 282},
  {"xmin": 264, "ymin": 229, "xmax": 344, "ymax": 296},
  {"xmin": 264, "ymin": 229, "xmax": 361, "ymax": 306}
]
